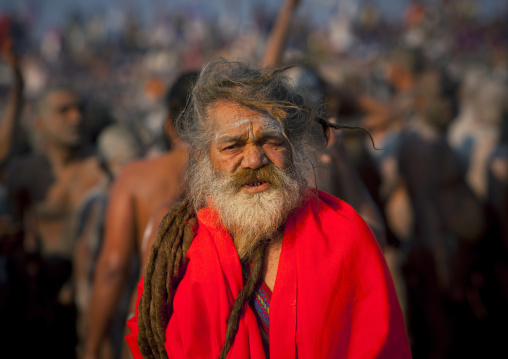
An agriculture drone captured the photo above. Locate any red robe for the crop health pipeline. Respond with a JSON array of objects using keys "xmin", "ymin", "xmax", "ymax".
[{"xmin": 126, "ymin": 190, "xmax": 411, "ymax": 358}]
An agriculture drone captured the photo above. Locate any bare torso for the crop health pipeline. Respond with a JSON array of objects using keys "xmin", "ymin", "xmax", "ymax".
[
  {"xmin": 121, "ymin": 148, "xmax": 188, "ymax": 249},
  {"xmin": 32, "ymin": 157, "xmax": 108, "ymax": 257},
  {"xmin": 6, "ymin": 152, "xmax": 108, "ymax": 326}
]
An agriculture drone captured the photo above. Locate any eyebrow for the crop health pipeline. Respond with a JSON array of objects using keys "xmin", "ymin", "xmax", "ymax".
[
  {"xmin": 257, "ymin": 130, "xmax": 286, "ymax": 141},
  {"xmin": 216, "ymin": 133, "xmax": 248, "ymax": 144},
  {"xmin": 216, "ymin": 130, "xmax": 285, "ymax": 145},
  {"xmin": 57, "ymin": 103, "xmax": 83, "ymax": 112}
]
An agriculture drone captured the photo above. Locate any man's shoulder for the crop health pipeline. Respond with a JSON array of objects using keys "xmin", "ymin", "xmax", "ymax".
[
  {"xmin": 304, "ymin": 190, "xmax": 377, "ymax": 247},
  {"xmin": 112, "ymin": 157, "xmax": 156, "ymax": 188},
  {"xmin": 75, "ymin": 155, "xmax": 107, "ymax": 176},
  {"xmin": 6, "ymin": 153, "xmax": 54, "ymax": 210},
  {"xmin": 117, "ymin": 151, "xmax": 185, "ymax": 181},
  {"xmin": 315, "ymin": 190, "xmax": 364, "ymax": 222},
  {"xmin": 7, "ymin": 153, "xmax": 52, "ymax": 191},
  {"xmin": 8, "ymin": 153, "xmax": 50, "ymax": 173}
]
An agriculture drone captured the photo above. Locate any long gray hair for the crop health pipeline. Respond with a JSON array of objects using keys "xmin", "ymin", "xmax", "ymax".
[{"xmin": 175, "ymin": 57, "xmax": 328, "ymax": 210}]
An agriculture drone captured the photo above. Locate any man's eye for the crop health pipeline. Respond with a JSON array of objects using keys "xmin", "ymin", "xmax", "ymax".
[
  {"xmin": 264, "ymin": 141, "xmax": 283, "ymax": 148},
  {"xmin": 223, "ymin": 144, "xmax": 241, "ymax": 151}
]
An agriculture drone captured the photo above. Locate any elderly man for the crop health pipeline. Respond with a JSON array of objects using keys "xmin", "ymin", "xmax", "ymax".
[{"xmin": 126, "ymin": 59, "xmax": 410, "ymax": 359}]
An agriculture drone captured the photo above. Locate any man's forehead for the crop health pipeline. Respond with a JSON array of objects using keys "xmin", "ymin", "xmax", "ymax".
[
  {"xmin": 209, "ymin": 101, "xmax": 282, "ymax": 137},
  {"xmin": 38, "ymin": 90, "xmax": 79, "ymax": 117},
  {"xmin": 47, "ymin": 90, "xmax": 79, "ymax": 104}
]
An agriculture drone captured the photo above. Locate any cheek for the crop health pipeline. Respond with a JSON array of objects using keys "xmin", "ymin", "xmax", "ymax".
[
  {"xmin": 48, "ymin": 120, "xmax": 61, "ymax": 134},
  {"xmin": 265, "ymin": 147, "xmax": 291, "ymax": 168},
  {"xmin": 209, "ymin": 149, "xmax": 241, "ymax": 174},
  {"xmin": 218, "ymin": 157, "xmax": 240, "ymax": 174}
]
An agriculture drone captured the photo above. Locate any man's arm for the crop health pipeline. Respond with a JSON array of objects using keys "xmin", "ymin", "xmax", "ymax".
[
  {"xmin": 140, "ymin": 201, "xmax": 175, "ymax": 271},
  {"xmin": 84, "ymin": 172, "xmax": 137, "ymax": 359},
  {"xmin": 261, "ymin": 0, "xmax": 300, "ymax": 68},
  {"xmin": 0, "ymin": 38, "xmax": 24, "ymax": 163},
  {"xmin": 1, "ymin": 162, "xmax": 25, "ymax": 253},
  {"xmin": 125, "ymin": 201, "xmax": 176, "ymax": 318}
]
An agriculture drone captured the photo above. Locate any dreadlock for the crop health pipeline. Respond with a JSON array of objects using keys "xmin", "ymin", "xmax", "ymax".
[{"xmin": 137, "ymin": 200, "xmax": 197, "ymax": 359}]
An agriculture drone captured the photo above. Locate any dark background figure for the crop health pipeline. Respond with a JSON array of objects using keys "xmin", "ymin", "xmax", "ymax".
[
  {"xmin": 3, "ymin": 85, "xmax": 108, "ymax": 357},
  {"xmin": 396, "ymin": 67, "xmax": 485, "ymax": 358}
]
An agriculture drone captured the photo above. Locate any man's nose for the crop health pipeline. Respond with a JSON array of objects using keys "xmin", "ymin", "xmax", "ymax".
[
  {"xmin": 68, "ymin": 106, "xmax": 83, "ymax": 124},
  {"xmin": 241, "ymin": 144, "xmax": 269, "ymax": 169}
]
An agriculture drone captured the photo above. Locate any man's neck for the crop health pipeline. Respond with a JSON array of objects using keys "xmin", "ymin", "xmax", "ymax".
[
  {"xmin": 44, "ymin": 142, "xmax": 81, "ymax": 172},
  {"xmin": 262, "ymin": 231, "xmax": 284, "ymax": 292}
]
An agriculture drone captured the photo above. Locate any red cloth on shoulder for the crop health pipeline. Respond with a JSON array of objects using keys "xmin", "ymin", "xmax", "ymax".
[{"xmin": 126, "ymin": 190, "xmax": 411, "ymax": 358}]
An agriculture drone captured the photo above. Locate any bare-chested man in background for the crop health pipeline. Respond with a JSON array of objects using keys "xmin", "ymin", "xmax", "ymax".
[
  {"xmin": 4, "ymin": 86, "xmax": 108, "ymax": 358},
  {"xmin": 84, "ymin": 72, "xmax": 197, "ymax": 359}
]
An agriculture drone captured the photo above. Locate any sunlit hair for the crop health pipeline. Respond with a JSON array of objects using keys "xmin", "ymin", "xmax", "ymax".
[{"xmin": 175, "ymin": 57, "xmax": 327, "ymax": 211}]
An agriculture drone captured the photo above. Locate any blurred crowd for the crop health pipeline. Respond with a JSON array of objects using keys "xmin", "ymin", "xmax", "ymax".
[{"xmin": 0, "ymin": 0, "xmax": 507, "ymax": 358}]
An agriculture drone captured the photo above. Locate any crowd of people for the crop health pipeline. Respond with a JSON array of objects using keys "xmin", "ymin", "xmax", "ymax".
[{"xmin": 0, "ymin": 0, "xmax": 507, "ymax": 358}]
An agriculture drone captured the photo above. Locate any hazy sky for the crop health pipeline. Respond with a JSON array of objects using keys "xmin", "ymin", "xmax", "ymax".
[{"xmin": 0, "ymin": 0, "xmax": 506, "ymax": 36}]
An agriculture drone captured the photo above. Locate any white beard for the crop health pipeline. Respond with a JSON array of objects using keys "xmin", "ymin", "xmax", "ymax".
[{"xmin": 192, "ymin": 157, "xmax": 307, "ymax": 260}]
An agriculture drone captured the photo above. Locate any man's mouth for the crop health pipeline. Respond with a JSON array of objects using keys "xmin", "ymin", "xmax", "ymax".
[
  {"xmin": 246, "ymin": 181, "xmax": 267, "ymax": 187},
  {"xmin": 243, "ymin": 179, "xmax": 270, "ymax": 193}
]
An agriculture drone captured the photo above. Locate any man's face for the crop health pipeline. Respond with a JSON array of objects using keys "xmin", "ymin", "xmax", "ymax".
[
  {"xmin": 199, "ymin": 101, "xmax": 305, "ymax": 259},
  {"xmin": 208, "ymin": 101, "xmax": 292, "ymax": 192},
  {"xmin": 38, "ymin": 90, "xmax": 84, "ymax": 148}
]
